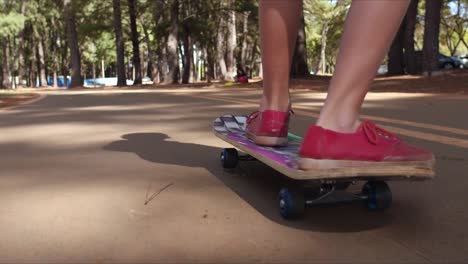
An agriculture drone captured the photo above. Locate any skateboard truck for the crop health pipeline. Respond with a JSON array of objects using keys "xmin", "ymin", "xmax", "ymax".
[
  {"xmin": 278, "ymin": 180, "xmax": 392, "ymax": 219},
  {"xmin": 220, "ymin": 148, "xmax": 392, "ymax": 219}
]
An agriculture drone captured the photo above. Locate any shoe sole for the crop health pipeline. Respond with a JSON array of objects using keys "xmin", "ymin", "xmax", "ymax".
[
  {"xmin": 246, "ymin": 132, "xmax": 288, "ymax": 147},
  {"xmin": 298, "ymin": 157, "xmax": 435, "ymax": 171}
]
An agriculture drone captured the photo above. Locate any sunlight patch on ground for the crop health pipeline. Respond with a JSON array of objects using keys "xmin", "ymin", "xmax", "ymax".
[{"xmin": 0, "ymin": 123, "xmax": 120, "ymax": 147}]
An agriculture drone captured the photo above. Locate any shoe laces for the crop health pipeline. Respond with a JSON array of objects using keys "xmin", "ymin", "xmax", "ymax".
[
  {"xmin": 246, "ymin": 111, "xmax": 260, "ymax": 125},
  {"xmin": 362, "ymin": 121, "xmax": 398, "ymax": 145}
]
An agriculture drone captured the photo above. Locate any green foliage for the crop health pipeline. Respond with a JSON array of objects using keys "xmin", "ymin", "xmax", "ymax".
[
  {"xmin": 1, "ymin": 0, "xmax": 467, "ymax": 88},
  {"xmin": 440, "ymin": 0, "xmax": 468, "ymax": 55},
  {"xmin": 0, "ymin": 12, "xmax": 25, "ymax": 38},
  {"xmin": 304, "ymin": 0, "xmax": 349, "ymax": 72}
]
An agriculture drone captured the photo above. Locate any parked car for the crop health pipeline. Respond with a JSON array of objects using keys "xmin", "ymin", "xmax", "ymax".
[
  {"xmin": 438, "ymin": 54, "xmax": 462, "ymax": 69},
  {"xmin": 413, "ymin": 51, "xmax": 462, "ymax": 71}
]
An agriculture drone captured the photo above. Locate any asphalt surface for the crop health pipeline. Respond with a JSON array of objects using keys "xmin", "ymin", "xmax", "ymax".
[{"xmin": 0, "ymin": 87, "xmax": 467, "ymax": 263}]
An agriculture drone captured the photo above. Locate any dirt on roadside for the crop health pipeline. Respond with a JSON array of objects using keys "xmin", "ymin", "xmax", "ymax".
[
  {"xmin": 291, "ymin": 70, "xmax": 468, "ymax": 94},
  {"xmin": 220, "ymin": 70, "xmax": 468, "ymax": 94},
  {"xmin": 0, "ymin": 93, "xmax": 41, "ymax": 109}
]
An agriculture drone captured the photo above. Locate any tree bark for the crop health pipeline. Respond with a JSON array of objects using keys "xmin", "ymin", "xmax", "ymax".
[
  {"xmin": 37, "ymin": 34, "xmax": 48, "ymax": 87},
  {"xmin": 64, "ymin": 0, "xmax": 82, "ymax": 88},
  {"xmin": 17, "ymin": 1, "xmax": 28, "ymax": 88},
  {"xmin": 141, "ymin": 22, "xmax": 156, "ymax": 81},
  {"xmin": 388, "ymin": 21, "xmax": 405, "ymax": 75},
  {"xmin": 127, "ymin": 0, "xmax": 142, "ymax": 85},
  {"xmin": 30, "ymin": 39, "xmax": 37, "ymax": 88},
  {"xmin": 100, "ymin": 60, "xmax": 105, "ymax": 78},
  {"xmin": 52, "ymin": 26, "xmax": 59, "ymax": 88},
  {"xmin": 191, "ymin": 46, "xmax": 197, "ymax": 82},
  {"xmin": 181, "ymin": 1, "xmax": 192, "ymax": 84},
  {"xmin": 165, "ymin": 0, "xmax": 179, "ymax": 84},
  {"xmin": 291, "ymin": 15, "xmax": 310, "ymax": 78},
  {"xmin": 1, "ymin": 40, "xmax": 12, "ymax": 89},
  {"xmin": 216, "ymin": 15, "xmax": 227, "ymax": 81},
  {"xmin": 92, "ymin": 62, "xmax": 96, "ymax": 86},
  {"xmin": 181, "ymin": 32, "xmax": 193, "ymax": 84},
  {"xmin": 422, "ymin": 0, "xmax": 442, "ymax": 75},
  {"xmin": 404, "ymin": 0, "xmax": 419, "ymax": 74},
  {"xmin": 225, "ymin": 2, "xmax": 237, "ymax": 81},
  {"xmin": 61, "ymin": 37, "xmax": 68, "ymax": 81},
  {"xmin": 320, "ymin": 23, "xmax": 329, "ymax": 74},
  {"xmin": 240, "ymin": 11, "xmax": 250, "ymax": 67},
  {"xmin": 113, "ymin": 0, "xmax": 127, "ymax": 86},
  {"xmin": 0, "ymin": 62, "xmax": 3, "ymax": 89}
]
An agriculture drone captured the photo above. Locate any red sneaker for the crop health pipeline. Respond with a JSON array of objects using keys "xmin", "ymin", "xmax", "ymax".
[
  {"xmin": 246, "ymin": 110, "xmax": 290, "ymax": 146},
  {"xmin": 298, "ymin": 121, "xmax": 435, "ymax": 170}
]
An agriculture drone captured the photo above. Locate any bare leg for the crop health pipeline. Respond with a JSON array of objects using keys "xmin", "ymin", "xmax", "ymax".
[
  {"xmin": 259, "ymin": 0, "xmax": 302, "ymax": 111},
  {"xmin": 316, "ymin": 0, "xmax": 410, "ymax": 133}
]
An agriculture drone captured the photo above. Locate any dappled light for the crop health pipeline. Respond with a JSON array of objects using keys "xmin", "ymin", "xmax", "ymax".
[
  {"xmin": 0, "ymin": 0, "xmax": 467, "ymax": 261},
  {"xmin": 0, "ymin": 86, "xmax": 467, "ymax": 262}
]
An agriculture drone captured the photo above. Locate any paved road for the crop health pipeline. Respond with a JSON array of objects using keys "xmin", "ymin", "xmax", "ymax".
[{"xmin": 0, "ymin": 87, "xmax": 467, "ymax": 263}]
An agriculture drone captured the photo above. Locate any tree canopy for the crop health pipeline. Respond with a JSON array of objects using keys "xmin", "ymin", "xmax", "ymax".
[{"xmin": 0, "ymin": 0, "xmax": 466, "ymax": 89}]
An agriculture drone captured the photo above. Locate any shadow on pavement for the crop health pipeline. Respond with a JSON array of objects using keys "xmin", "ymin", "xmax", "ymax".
[{"xmin": 103, "ymin": 132, "xmax": 409, "ymax": 233}]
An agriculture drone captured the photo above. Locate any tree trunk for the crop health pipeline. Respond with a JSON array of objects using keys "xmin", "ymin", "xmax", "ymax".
[
  {"xmin": 64, "ymin": 0, "xmax": 82, "ymax": 88},
  {"xmin": 52, "ymin": 29, "xmax": 59, "ymax": 88},
  {"xmin": 113, "ymin": 0, "xmax": 127, "ymax": 86},
  {"xmin": 320, "ymin": 25, "xmax": 328, "ymax": 74},
  {"xmin": 240, "ymin": 11, "xmax": 250, "ymax": 67},
  {"xmin": 1, "ymin": 40, "xmax": 12, "ymax": 89},
  {"xmin": 141, "ymin": 22, "xmax": 156, "ymax": 81},
  {"xmin": 249, "ymin": 37, "xmax": 258, "ymax": 77},
  {"xmin": 35, "ymin": 42, "xmax": 41, "ymax": 86},
  {"xmin": 17, "ymin": 33, "xmax": 24, "ymax": 87},
  {"xmin": 17, "ymin": 1, "xmax": 28, "ymax": 88},
  {"xmin": 225, "ymin": 3, "xmax": 237, "ymax": 81},
  {"xmin": 127, "ymin": 0, "xmax": 142, "ymax": 85},
  {"xmin": 291, "ymin": 15, "xmax": 311, "ymax": 78},
  {"xmin": 422, "ymin": 0, "xmax": 442, "ymax": 75},
  {"xmin": 30, "ymin": 43, "xmax": 37, "ymax": 88},
  {"xmin": 164, "ymin": 0, "xmax": 180, "ymax": 84},
  {"xmin": 181, "ymin": 1, "xmax": 192, "ymax": 84},
  {"xmin": 156, "ymin": 44, "xmax": 166, "ymax": 84},
  {"xmin": 404, "ymin": 0, "xmax": 419, "ymax": 74},
  {"xmin": 61, "ymin": 38, "xmax": 68, "ymax": 80},
  {"xmin": 216, "ymin": 16, "xmax": 227, "ymax": 81},
  {"xmin": 152, "ymin": 1, "xmax": 165, "ymax": 83},
  {"xmin": 191, "ymin": 46, "xmax": 197, "ymax": 82},
  {"xmin": 181, "ymin": 33, "xmax": 193, "ymax": 84},
  {"xmin": 101, "ymin": 60, "xmax": 105, "ymax": 78},
  {"xmin": 204, "ymin": 47, "xmax": 214, "ymax": 83},
  {"xmin": 37, "ymin": 35, "xmax": 48, "ymax": 87},
  {"xmin": 388, "ymin": 21, "xmax": 405, "ymax": 75},
  {"xmin": 92, "ymin": 62, "xmax": 96, "ymax": 86},
  {"xmin": 0, "ymin": 62, "xmax": 3, "ymax": 89}
]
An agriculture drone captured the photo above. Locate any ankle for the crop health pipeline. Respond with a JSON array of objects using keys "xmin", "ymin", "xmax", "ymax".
[
  {"xmin": 316, "ymin": 118, "xmax": 361, "ymax": 133},
  {"xmin": 259, "ymin": 95, "xmax": 290, "ymax": 112}
]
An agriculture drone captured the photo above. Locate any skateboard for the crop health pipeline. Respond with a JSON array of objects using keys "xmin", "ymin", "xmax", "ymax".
[{"xmin": 213, "ymin": 115, "xmax": 435, "ymax": 219}]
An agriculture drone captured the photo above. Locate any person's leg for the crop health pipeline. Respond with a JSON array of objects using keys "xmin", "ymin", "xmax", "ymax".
[
  {"xmin": 259, "ymin": 0, "xmax": 302, "ymax": 111},
  {"xmin": 316, "ymin": 0, "xmax": 410, "ymax": 133},
  {"xmin": 245, "ymin": 0, "xmax": 302, "ymax": 146},
  {"xmin": 299, "ymin": 0, "xmax": 433, "ymax": 170}
]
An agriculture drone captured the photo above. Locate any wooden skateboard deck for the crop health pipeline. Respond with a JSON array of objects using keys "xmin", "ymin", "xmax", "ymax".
[{"xmin": 213, "ymin": 115, "xmax": 435, "ymax": 181}]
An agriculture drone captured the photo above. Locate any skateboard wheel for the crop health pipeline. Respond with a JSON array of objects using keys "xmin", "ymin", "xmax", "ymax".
[
  {"xmin": 362, "ymin": 181, "xmax": 392, "ymax": 211},
  {"xmin": 220, "ymin": 148, "xmax": 238, "ymax": 169},
  {"xmin": 278, "ymin": 186, "xmax": 305, "ymax": 219}
]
